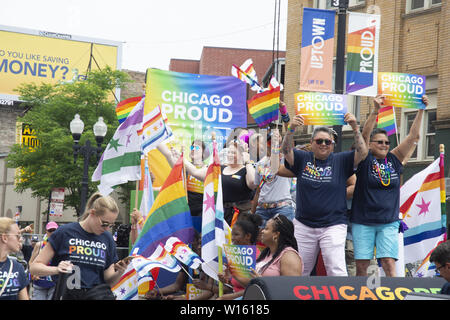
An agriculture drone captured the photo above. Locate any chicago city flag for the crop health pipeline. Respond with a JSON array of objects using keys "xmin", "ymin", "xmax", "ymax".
[{"xmin": 400, "ymin": 148, "xmax": 447, "ymax": 277}]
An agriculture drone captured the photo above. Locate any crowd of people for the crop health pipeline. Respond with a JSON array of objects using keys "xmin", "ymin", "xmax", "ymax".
[{"xmin": 1, "ymin": 95, "xmax": 449, "ymax": 300}]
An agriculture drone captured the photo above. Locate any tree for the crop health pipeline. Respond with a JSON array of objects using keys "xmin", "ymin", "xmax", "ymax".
[{"xmin": 6, "ymin": 67, "xmax": 131, "ymax": 216}]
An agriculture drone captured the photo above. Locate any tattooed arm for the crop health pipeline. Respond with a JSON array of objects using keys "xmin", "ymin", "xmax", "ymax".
[
  {"xmin": 281, "ymin": 114, "xmax": 304, "ymax": 166},
  {"xmin": 345, "ymin": 112, "xmax": 368, "ymax": 167}
]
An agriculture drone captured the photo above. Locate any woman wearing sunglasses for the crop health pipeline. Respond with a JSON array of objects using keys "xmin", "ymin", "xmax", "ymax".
[
  {"xmin": 30, "ymin": 193, "xmax": 130, "ymax": 300},
  {"xmin": 350, "ymin": 95, "xmax": 428, "ymax": 277},
  {"xmin": 279, "ymin": 112, "xmax": 368, "ymax": 276},
  {"xmin": 0, "ymin": 217, "xmax": 29, "ymax": 300}
]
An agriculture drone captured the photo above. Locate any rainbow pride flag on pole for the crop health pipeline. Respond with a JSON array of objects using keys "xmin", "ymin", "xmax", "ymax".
[
  {"xmin": 376, "ymin": 105, "xmax": 397, "ymax": 136},
  {"xmin": 399, "ymin": 145, "xmax": 447, "ymax": 277},
  {"xmin": 247, "ymin": 87, "xmax": 280, "ymax": 128},
  {"xmin": 132, "ymin": 154, "xmax": 194, "ymax": 258},
  {"xmin": 115, "ymin": 96, "xmax": 143, "ymax": 124}
]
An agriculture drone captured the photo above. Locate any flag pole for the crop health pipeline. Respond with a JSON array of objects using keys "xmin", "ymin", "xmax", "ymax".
[
  {"xmin": 211, "ymin": 131, "xmax": 224, "ymax": 298},
  {"xmin": 181, "ymin": 146, "xmax": 188, "ymax": 203}
]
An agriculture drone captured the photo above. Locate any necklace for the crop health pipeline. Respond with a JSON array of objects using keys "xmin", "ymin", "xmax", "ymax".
[{"xmin": 374, "ymin": 157, "xmax": 391, "ymax": 187}]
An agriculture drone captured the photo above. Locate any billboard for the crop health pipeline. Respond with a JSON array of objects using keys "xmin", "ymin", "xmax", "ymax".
[{"xmin": 0, "ymin": 24, "xmax": 122, "ymax": 102}]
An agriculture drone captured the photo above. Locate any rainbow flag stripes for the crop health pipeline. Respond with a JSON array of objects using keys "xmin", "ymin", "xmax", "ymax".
[
  {"xmin": 132, "ymin": 154, "xmax": 195, "ymax": 258},
  {"xmin": 247, "ymin": 87, "xmax": 280, "ymax": 128},
  {"xmin": 115, "ymin": 96, "xmax": 143, "ymax": 124},
  {"xmin": 377, "ymin": 106, "xmax": 397, "ymax": 136}
]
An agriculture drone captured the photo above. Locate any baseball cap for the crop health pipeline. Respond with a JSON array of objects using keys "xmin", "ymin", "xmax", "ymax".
[{"xmin": 46, "ymin": 221, "xmax": 59, "ymax": 231}]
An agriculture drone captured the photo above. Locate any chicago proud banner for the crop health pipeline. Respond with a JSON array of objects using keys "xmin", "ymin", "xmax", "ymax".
[
  {"xmin": 299, "ymin": 8, "xmax": 335, "ymax": 92},
  {"xmin": 345, "ymin": 12, "xmax": 380, "ymax": 97}
]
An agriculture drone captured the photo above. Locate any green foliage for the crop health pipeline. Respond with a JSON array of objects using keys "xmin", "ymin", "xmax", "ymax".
[{"xmin": 6, "ymin": 67, "xmax": 132, "ymax": 216}]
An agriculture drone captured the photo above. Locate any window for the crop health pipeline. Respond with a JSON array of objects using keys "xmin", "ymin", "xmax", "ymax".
[{"xmin": 406, "ymin": 0, "xmax": 441, "ymax": 13}]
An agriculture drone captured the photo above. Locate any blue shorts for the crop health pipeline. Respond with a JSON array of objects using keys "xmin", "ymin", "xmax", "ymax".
[{"xmin": 352, "ymin": 221, "xmax": 400, "ymax": 260}]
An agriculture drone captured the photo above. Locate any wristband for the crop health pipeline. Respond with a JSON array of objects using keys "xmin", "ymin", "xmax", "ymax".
[
  {"xmin": 281, "ymin": 113, "xmax": 290, "ymax": 123},
  {"xmin": 287, "ymin": 124, "xmax": 295, "ymax": 133}
]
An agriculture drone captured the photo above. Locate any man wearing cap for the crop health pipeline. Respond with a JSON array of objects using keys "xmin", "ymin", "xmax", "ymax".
[{"xmin": 29, "ymin": 222, "xmax": 59, "ymax": 300}]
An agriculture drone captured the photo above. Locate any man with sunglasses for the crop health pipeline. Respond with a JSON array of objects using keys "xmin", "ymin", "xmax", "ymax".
[
  {"xmin": 350, "ymin": 95, "xmax": 428, "ymax": 277},
  {"xmin": 430, "ymin": 241, "xmax": 450, "ymax": 295},
  {"xmin": 280, "ymin": 112, "xmax": 368, "ymax": 276}
]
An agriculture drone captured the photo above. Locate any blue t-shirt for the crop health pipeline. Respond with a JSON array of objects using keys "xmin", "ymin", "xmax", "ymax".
[
  {"xmin": 0, "ymin": 257, "xmax": 29, "ymax": 300},
  {"xmin": 48, "ymin": 222, "xmax": 118, "ymax": 289},
  {"xmin": 284, "ymin": 149, "xmax": 355, "ymax": 228},
  {"xmin": 351, "ymin": 151, "xmax": 403, "ymax": 225}
]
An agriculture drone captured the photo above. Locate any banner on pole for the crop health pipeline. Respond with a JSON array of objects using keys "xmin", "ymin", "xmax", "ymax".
[
  {"xmin": 299, "ymin": 8, "xmax": 335, "ymax": 92},
  {"xmin": 378, "ymin": 72, "xmax": 426, "ymax": 109},
  {"xmin": 345, "ymin": 12, "xmax": 380, "ymax": 97},
  {"xmin": 294, "ymin": 91, "xmax": 348, "ymax": 125}
]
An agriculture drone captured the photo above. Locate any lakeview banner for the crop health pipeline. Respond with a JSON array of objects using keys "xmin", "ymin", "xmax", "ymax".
[
  {"xmin": 145, "ymin": 68, "xmax": 247, "ymax": 152},
  {"xmin": 300, "ymin": 8, "xmax": 335, "ymax": 92},
  {"xmin": 346, "ymin": 12, "xmax": 380, "ymax": 97},
  {"xmin": 294, "ymin": 91, "xmax": 347, "ymax": 125},
  {"xmin": 378, "ymin": 72, "xmax": 426, "ymax": 109}
]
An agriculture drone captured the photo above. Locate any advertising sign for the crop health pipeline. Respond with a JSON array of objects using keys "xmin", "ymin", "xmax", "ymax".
[{"xmin": 0, "ymin": 24, "xmax": 122, "ymax": 102}]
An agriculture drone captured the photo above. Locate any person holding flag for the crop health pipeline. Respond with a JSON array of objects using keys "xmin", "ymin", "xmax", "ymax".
[{"xmin": 350, "ymin": 95, "xmax": 429, "ymax": 277}]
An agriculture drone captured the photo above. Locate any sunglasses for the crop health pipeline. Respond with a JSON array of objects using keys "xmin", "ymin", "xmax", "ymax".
[
  {"xmin": 371, "ymin": 140, "xmax": 390, "ymax": 146},
  {"xmin": 435, "ymin": 264, "xmax": 447, "ymax": 275},
  {"xmin": 313, "ymin": 138, "xmax": 334, "ymax": 146},
  {"xmin": 190, "ymin": 145, "xmax": 200, "ymax": 151},
  {"xmin": 98, "ymin": 217, "xmax": 115, "ymax": 229}
]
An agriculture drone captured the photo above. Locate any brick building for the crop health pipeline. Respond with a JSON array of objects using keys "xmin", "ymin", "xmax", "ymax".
[{"xmin": 284, "ymin": 0, "xmax": 449, "ymax": 220}]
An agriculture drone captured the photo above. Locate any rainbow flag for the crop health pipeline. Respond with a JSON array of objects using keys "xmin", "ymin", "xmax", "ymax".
[
  {"xmin": 131, "ymin": 154, "xmax": 194, "ymax": 258},
  {"xmin": 115, "ymin": 96, "xmax": 143, "ymax": 124},
  {"xmin": 376, "ymin": 106, "xmax": 397, "ymax": 136},
  {"xmin": 399, "ymin": 148, "xmax": 447, "ymax": 277},
  {"xmin": 247, "ymin": 87, "xmax": 280, "ymax": 128}
]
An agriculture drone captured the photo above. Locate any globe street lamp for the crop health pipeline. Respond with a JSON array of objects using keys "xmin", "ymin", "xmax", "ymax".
[{"xmin": 70, "ymin": 114, "xmax": 107, "ymax": 216}]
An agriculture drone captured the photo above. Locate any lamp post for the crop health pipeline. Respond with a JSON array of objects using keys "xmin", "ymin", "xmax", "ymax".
[
  {"xmin": 70, "ymin": 114, "xmax": 107, "ymax": 216},
  {"xmin": 332, "ymin": 0, "xmax": 349, "ymax": 153}
]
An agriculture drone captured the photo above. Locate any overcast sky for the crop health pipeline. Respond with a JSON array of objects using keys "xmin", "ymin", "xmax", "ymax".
[{"xmin": 1, "ymin": 0, "xmax": 288, "ymax": 72}]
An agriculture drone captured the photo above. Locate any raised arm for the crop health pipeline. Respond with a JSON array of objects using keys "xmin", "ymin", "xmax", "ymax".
[
  {"xmin": 391, "ymin": 95, "xmax": 427, "ymax": 164},
  {"xmin": 281, "ymin": 114, "xmax": 304, "ymax": 166},
  {"xmin": 345, "ymin": 112, "xmax": 368, "ymax": 167},
  {"xmin": 362, "ymin": 95, "xmax": 384, "ymax": 144},
  {"xmin": 158, "ymin": 143, "xmax": 208, "ymax": 181}
]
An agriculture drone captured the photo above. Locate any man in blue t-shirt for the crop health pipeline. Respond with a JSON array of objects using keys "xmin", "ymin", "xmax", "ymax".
[{"xmin": 279, "ymin": 112, "xmax": 368, "ymax": 276}]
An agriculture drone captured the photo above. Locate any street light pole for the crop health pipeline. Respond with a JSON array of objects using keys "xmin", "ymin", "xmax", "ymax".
[
  {"xmin": 70, "ymin": 115, "xmax": 107, "ymax": 216},
  {"xmin": 332, "ymin": 0, "xmax": 349, "ymax": 152}
]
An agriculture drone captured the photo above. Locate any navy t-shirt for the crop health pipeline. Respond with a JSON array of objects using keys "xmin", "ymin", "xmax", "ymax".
[
  {"xmin": 351, "ymin": 151, "xmax": 403, "ymax": 225},
  {"xmin": 0, "ymin": 257, "xmax": 29, "ymax": 300},
  {"xmin": 48, "ymin": 222, "xmax": 118, "ymax": 289},
  {"xmin": 284, "ymin": 149, "xmax": 355, "ymax": 228}
]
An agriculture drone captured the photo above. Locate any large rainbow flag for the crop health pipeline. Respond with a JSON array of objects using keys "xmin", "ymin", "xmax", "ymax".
[
  {"xmin": 247, "ymin": 87, "xmax": 280, "ymax": 128},
  {"xmin": 115, "ymin": 96, "xmax": 143, "ymax": 124},
  {"xmin": 400, "ymin": 145, "xmax": 447, "ymax": 277},
  {"xmin": 376, "ymin": 105, "xmax": 397, "ymax": 136},
  {"xmin": 131, "ymin": 154, "xmax": 194, "ymax": 258}
]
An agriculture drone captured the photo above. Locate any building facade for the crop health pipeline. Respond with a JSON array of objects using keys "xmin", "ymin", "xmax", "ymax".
[{"xmin": 284, "ymin": 0, "xmax": 449, "ymax": 223}]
